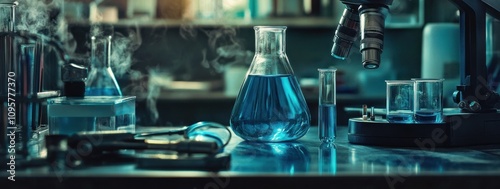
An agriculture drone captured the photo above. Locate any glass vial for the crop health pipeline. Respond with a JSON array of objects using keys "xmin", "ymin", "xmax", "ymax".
[
  {"xmin": 318, "ymin": 68, "xmax": 337, "ymax": 142},
  {"xmin": 229, "ymin": 26, "xmax": 311, "ymax": 142},
  {"xmin": 85, "ymin": 25, "xmax": 122, "ymax": 96}
]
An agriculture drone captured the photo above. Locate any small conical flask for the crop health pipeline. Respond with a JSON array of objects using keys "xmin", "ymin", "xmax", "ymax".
[
  {"xmin": 85, "ymin": 25, "xmax": 122, "ymax": 96},
  {"xmin": 230, "ymin": 26, "xmax": 311, "ymax": 142}
]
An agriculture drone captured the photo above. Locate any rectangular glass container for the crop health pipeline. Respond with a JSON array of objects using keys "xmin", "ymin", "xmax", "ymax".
[{"xmin": 47, "ymin": 96, "xmax": 136, "ymax": 135}]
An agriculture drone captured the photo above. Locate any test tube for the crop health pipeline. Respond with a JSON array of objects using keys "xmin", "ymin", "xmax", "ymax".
[{"xmin": 318, "ymin": 68, "xmax": 337, "ymax": 142}]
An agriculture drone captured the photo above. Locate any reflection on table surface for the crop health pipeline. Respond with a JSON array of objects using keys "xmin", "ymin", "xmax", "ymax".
[
  {"xmin": 7, "ymin": 126, "xmax": 500, "ymax": 188},
  {"xmin": 230, "ymin": 141, "xmax": 311, "ymax": 173},
  {"xmin": 226, "ymin": 126, "xmax": 500, "ymax": 176},
  {"xmin": 9, "ymin": 126, "xmax": 500, "ymax": 176}
]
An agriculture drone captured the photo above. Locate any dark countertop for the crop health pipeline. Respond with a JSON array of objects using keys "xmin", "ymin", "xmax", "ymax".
[{"xmin": 5, "ymin": 126, "xmax": 500, "ymax": 189}]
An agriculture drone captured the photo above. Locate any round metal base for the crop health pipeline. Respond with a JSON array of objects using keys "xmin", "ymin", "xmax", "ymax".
[{"xmin": 347, "ymin": 118, "xmax": 450, "ymax": 147}]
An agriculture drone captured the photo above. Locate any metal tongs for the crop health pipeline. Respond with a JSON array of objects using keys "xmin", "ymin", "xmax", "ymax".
[
  {"xmin": 66, "ymin": 130, "xmax": 220, "ymax": 155},
  {"xmin": 44, "ymin": 122, "xmax": 232, "ymax": 170},
  {"xmin": 46, "ymin": 121, "xmax": 231, "ymax": 156},
  {"xmin": 136, "ymin": 121, "xmax": 232, "ymax": 148}
]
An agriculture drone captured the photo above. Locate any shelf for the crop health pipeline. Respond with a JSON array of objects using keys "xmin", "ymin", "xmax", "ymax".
[
  {"xmin": 68, "ymin": 17, "xmax": 422, "ymax": 29},
  {"xmin": 69, "ymin": 17, "xmax": 338, "ymax": 28}
]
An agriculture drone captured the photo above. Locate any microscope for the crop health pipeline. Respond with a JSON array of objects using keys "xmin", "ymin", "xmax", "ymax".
[{"xmin": 334, "ymin": 0, "xmax": 500, "ymax": 147}]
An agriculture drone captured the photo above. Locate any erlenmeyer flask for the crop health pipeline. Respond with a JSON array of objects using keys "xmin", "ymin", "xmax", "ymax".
[
  {"xmin": 85, "ymin": 25, "xmax": 122, "ymax": 96},
  {"xmin": 230, "ymin": 26, "xmax": 311, "ymax": 142}
]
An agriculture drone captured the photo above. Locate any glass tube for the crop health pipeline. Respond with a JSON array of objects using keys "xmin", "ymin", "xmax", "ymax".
[{"xmin": 318, "ymin": 68, "xmax": 337, "ymax": 142}]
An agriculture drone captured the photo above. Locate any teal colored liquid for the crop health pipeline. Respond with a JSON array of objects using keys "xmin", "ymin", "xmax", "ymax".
[
  {"xmin": 319, "ymin": 104, "xmax": 336, "ymax": 142},
  {"xmin": 230, "ymin": 74, "xmax": 311, "ymax": 142},
  {"xmin": 387, "ymin": 113, "xmax": 414, "ymax": 123},
  {"xmin": 49, "ymin": 117, "xmax": 96, "ymax": 135},
  {"xmin": 85, "ymin": 87, "xmax": 121, "ymax": 96},
  {"xmin": 49, "ymin": 114, "xmax": 135, "ymax": 135},
  {"xmin": 415, "ymin": 110, "xmax": 442, "ymax": 123}
]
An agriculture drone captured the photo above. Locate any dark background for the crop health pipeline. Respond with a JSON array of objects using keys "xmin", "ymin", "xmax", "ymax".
[{"xmin": 45, "ymin": 0, "xmax": 460, "ymax": 126}]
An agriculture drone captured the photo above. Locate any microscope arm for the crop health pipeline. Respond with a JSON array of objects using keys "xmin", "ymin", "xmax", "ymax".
[
  {"xmin": 450, "ymin": 0, "xmax": 500, "ymax": 112},
  {"xmin": 483, "ymin": 0, "xmax": 500, "ymax": 19}
]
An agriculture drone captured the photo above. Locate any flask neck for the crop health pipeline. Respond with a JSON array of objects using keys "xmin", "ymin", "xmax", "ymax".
[
  {"xmin": 254, "ymin": 26, "xmax": 286, "ymax": 55},
  {"xmin": 91, "ymin": 35, "xmax": 112, "ymax": 68}
]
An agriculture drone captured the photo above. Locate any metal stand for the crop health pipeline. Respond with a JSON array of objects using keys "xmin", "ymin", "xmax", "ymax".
[{"xmin": 348, "ymin": 109, "xmax": 500, "ymax": 147}]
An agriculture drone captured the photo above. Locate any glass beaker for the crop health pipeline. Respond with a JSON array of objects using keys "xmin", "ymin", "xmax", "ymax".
[
  {"xmin": 318, "ymin": 68, "xmax": 337, "ymax": 142},
  {"xmin": 412, "ymin": 78, "xmax": 444, "ymax": 123},
  {"xmin": 85, "ymin": 25, "xmax": 122, "ymax": 96},
  {"xmin": 229, "ymin": 26, "xmax": 311, "ymax": 142},
  {"xmin": 47, "ymin": 96, "xmax": 136, "ymax": 135},
  {"xmin": 385, "ymin": 80, "xmax": 414, "ymax": 123}
]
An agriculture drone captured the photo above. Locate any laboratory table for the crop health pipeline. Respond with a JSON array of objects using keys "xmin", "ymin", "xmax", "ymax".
[{"xmin": 4, "ymin": 126, "xmax": 500, "ymax": 189}]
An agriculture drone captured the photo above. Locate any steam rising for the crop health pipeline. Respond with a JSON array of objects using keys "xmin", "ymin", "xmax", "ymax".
[
  {"xmin": 15, "ymin": 0, "xmax": 142, "ymax": 68},
  {"xmin": 8, "ymin": 0, "xmax": 147, "ymax": 122},
  {"xmin": 14, "ymin": 0, "xmax": 76, "ymax": 55},
  {"xmin": 123, "ymin": 68, "xmax": 172, "ymax": 124},
  {"xmin": 145, "ymin": 69, "xmax": 168, "ymax": 123},
  {"xmin": 204, "ymin": 27, "xmax": 238, "ymax": 50},
  {"xmin": 111, "ymin": 26, "xmax": 142, "ymax": 77},
  {"xmin": 15, "ymin": 0, "xmax": 55, "ymax": 32},
  {"xmin": 10, "ymin": 0, "xmax": 253, "ymax": 125},
  {"xmin": 142, "ymin": 20, "xmax": 252, "ymax": 124},
  {"xmin": 188, "ymin": 26, "xmax": 253, "ymax": 73},
  {"xmin": 128, "ymin": 25, "xmax": 253, "ymax": 124}
]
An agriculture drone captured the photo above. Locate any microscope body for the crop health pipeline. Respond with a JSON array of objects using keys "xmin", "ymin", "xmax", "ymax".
[
  {"xmin": 343, "ymin": 0, "xmax": 500, "ymax": 147},
  {"xmin": 332, "ymin": 0, "xmax": 393, "ymax": 69},
  {"xmin": 449, "ymin": 0, "xmax": 500, "ymax": 112}
]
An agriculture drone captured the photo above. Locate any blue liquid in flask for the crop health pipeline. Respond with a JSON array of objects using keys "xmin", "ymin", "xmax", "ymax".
[
  {"xmin": 230, "ymin": 74, "xmax": 311, "ymax": 142},
  {"xmin": 85, "ymin": 87, "xmax": 121, "ymax": 96}
]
